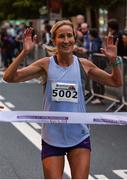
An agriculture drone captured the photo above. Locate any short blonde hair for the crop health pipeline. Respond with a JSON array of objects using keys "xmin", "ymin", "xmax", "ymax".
[
  {"xmin": 51, "ymin": 19, "xmax": 76, "ymax": 40},
  {"xmin": 43, "ymin": 20, "xmax": 76, "ymax": 55}
]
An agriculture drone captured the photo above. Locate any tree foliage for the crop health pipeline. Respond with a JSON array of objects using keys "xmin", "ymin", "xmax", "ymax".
[
  {"xmin": 0, "ymin": 0, "xmax": 42, "ymax": 21},
  {"xmin": 63, "ymin": 0, "xmax": 122, "ymax": 17},
  {"xmin": 63, "ymin": 0, "xmax": 87, "ymax": 17},
  {"xmin": 0, "ymin": 0, "xmax": 122, "ymax": 21}
]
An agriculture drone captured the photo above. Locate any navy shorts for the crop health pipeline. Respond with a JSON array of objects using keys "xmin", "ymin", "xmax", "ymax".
[{"xmin": 41, "ymin": 137, "xmax": 91, "ymax": 160}]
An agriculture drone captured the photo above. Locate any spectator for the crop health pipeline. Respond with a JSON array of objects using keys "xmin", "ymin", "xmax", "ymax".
[
  {"xmin": 7, "ymin": 24, "xmax": 16, "ymax": 38},
  {"xmin": 122, "ymin": 30, "xmax": 127, "ymax": 79},
  {"xmin": 42, "ymin": 24, "xmax": 52, "ymax": 46},
  {"xmin": 89, "ymin": 28, "xmax": 106, "ymax": 104},
  {"xmin": 122, "ymin": 30, "xmax": 127, "ymax": 56},
  {"xmin": 15, "ymin": 23, "xmax": 27, "ymax": 55},
  {"xmin": 89, "ymin": 28, "xmax": 102, "ymax": 54},
  {"xmin": 76, "ymin": 14, "xmax": 85, "ymax": 31},
  {"xmin": 0, "ymin": 28, "xmax": 15, "ymax": 69},
  {"xmin": 74, "ymin": 23, "xmax": 90, "ymax": 58},
  {"xmin": 73, "ymin": 30, "xmax": 85, "ymax": 57},
  {"xmin": 107, "ymin": 18, "xmax": 124, "ymax": 57},
  {"xmin": 81, "ymin": 23, "xmax": 91, "ymax": 54}
]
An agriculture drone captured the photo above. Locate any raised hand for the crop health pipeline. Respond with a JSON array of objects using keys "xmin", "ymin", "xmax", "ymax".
[
  {"xmin": 101, "ymin": 34, "xmax": 118, "ymax": 64},
  {"xmin": 23, "ymin": 27, "xmax": 37, "ymax": 54}
]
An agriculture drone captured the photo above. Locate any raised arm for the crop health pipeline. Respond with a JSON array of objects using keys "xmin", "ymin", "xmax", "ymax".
[
  {"xmin": 81, "ymin": 35, "xmax": 123, "ymax": 87},
  {"xmin": 3, "ymin": 28, "xmax": 48, "ymax": 83}
]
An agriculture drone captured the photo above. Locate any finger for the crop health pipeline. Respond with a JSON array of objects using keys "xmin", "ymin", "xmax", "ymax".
[
  {"xmin": 107, "ymin": 34, "xmax": 113, "ymax": 45},
  {"xmin": 24, "ymin": 27, "xmax": 33, "ymax": 38},
  {"xmin": 115, "ymin": 38, "xmax": 119, "ymax": 46},
  {"xmin": 102, "ymin": 36, "xmax": 107, "ymax": 49},
  {"xmin": 100, "ymin": 48, "xmax": 106, "ymax": 55},
  {"xmin": 108, "ymin": 31, "xmax": 112, "ymax": 36},
  {"xmin": 33, "ymin": 34, "xmax": 38, "ymax": 43},
  {"xmin": 27, "ymin": 27, "xmax": 33, "ymax": 36},
  {"xmin": 23, "ymin": 29, "xmax": 27, "ymax": 38},
  {"xmin": 100, "ymin": 48, "xmax": 109, "ymax": 58},
  {"xmin": 23, "ymin": 28, "xmax": 29, "ymax": 39}
]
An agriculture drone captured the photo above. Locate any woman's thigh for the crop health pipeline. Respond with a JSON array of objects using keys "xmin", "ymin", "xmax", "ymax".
[
  {"xmin": 67, "ymin": 148, "xmax": 91, "ymax": 179},
  {"xmin": 41, "ymin": 140, "xmax": 66, "ymax": 179},
  {"xmin": 42, "ymin": 156, "xmax": 64, "ymax": 179}
]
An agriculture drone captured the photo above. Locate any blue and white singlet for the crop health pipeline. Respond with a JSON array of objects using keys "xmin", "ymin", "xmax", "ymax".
[{"xmin": 41, "ymin": 55, "xmax": 90, "ymax": 147}]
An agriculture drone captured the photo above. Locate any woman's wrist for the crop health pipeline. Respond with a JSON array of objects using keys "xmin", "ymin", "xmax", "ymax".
[
  {"xmin": 112, "ymin": 56, "xmax": 122, "ymax": 68},
  {"xmin": 22, "ymin": 49, "xmax": 29, "ymax": 56}
]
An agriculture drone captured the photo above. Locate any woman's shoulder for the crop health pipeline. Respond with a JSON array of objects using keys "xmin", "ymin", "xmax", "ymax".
[
  {"xmin": 34, "ymin": 56, "xmax": 51, "ymax": 65},
  {"xmin": 78, "ymin": 57, "xmax": 92, "ymax": 65},
  {"xmin": 78, "ymin": 57, "xmax": 95, "ymax": 75},
  {"xmin": 31, "ymin": 56, "xmax": 51, "ymax": 72}
]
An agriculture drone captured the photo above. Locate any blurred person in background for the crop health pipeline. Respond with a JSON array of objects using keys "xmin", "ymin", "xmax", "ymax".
[
  {"xmin": 15, "ymin": 23, "xmax": 27, "ymax": 55},
  {"xmin": 41, "ymin": 20, "xmax": 53, "ymax": 56},
  {"xmin": 108, "ymin": 18, "xmax": 124, "ymax": 57},
  {"xmin": 0, "ymin": 27, "xmax": 15, "ymax": 70},
  {"xmin": 80, "ymin": 23, "xmax": 91, "ymax": 57},
  {"xmin": 121, "ymin": 30, "xmax": 127, "ymax": 78},
  {"xmin": 74, "ymin": 23, "xmax": 90, "ymax": 58},
  {"xmin": 7, "ymin": 23, "xmax": 16, "ymax": 39},
  {"xmin": 42, "ymin": 24, "xmax": 52, "ymax": 46},
  {"xmin": 122, "ymin": 30, "xmax": 127, "ymax": 56},
  {"xmin": 76, "ymin": 14, "xmax": 85, "ymax": 31},
  {"xmin": 89, "ymin": 28, "xmax": 102, "ymax": 55},
  {"xmin": 89, "ymin": 28, "xmax": 106, "ymax": 104},
  {"xmin": 6, "ymin": 23, "xmax": 17, "ymax": 58},
  {"xmin": 73, "ymin": 29, "xmax": 85, "ymax": 57}
]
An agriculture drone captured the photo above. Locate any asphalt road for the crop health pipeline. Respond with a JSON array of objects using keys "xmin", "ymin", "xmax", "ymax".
[{"xmin": 0, "ymin": 71, "xmax": 127, "ymax": 179}]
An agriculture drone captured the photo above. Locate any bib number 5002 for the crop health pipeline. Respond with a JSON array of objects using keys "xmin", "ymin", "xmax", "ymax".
[{"xmin": 52, "ymin": 89, "xmax": 77, "ymax": 98}]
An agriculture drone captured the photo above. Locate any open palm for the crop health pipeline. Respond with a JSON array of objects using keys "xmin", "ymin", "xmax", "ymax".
[
  {"xmin": 23, "ymin": 28, "xmax": 37, "ymax": 53},
  {"xmin": 101, "ymin": 35, "xmax": 118, "ymax": 63}
]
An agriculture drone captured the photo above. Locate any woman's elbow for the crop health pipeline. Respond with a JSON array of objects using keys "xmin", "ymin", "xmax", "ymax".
[
  {"xmin": 113, "ymin": 79, "xmax": 123, "ymax": 87},
  {"xmin": 3, "ymin": 74, "xmax": 15, "ymax": 83}
]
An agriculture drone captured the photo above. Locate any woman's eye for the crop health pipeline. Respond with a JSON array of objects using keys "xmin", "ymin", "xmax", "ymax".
[
  {"xmin": 58, "ymin": 33, "xmax": 74, "ymax": 39},
  {"xmin": 67, "ymin": 33, "xmax": 73, "ymax": 38},
  {"xmin": 58, "ymin": 34, "xmax": 65, "ymax": 38}
]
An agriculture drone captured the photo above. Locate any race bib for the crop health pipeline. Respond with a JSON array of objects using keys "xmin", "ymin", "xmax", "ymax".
[{"xmin": 51, "ymin": 82, "xmax": 78, "ymax": 103}]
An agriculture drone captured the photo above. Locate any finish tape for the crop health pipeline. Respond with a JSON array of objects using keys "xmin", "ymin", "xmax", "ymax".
[{"xmin": 0, "ymin": 111, "xmax": 127, "ymax": 125}]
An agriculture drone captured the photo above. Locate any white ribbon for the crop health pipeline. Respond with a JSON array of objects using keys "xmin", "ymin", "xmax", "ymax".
[{"xmin": 0, "ymin": 111, "xmax": 127, "ymax": 125}]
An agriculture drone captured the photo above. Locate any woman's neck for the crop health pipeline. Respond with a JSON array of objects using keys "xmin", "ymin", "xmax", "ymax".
[{"xmin": 55, "ymin": 53, "xmax": 73, "ymax": 67}]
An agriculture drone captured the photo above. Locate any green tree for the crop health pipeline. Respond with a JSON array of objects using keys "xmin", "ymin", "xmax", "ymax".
[
  {"xmin": 0, "ymin": 0, "xmax": 122, "ymax": 21},
  {"xmin": 63, "ymin": 0, "xmax": 121, "ymax": 17},
  {"xmin": 0, "ymin": 0, "xmax": 44, "ymax": 21}
]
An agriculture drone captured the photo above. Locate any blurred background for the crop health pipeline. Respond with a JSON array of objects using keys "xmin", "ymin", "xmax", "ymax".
[{"xmin": 0, "ymin": 0, "xmax": 127, "ymax": 37}]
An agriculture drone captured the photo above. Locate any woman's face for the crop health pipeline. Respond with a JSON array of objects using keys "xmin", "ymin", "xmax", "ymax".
[{"xmin": 54, "ymin": 25, "xmax": 75, "ymax": 54}]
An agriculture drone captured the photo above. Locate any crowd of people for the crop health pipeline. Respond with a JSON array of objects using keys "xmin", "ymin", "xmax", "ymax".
[
  {"xmin": 74, "ymin": 15, "xmax": 127, "ymax": 58},
  {"xmin": 0, "ymin": 16, "xmax": 126, "ymax": 106},
  {"xmin": 1, "ymin": 16, "xmax": 127, "ymax": 69},
  {"xmin": 74, "ymin": 15, "xmax": 127, "ymax": 104},
  {"xmin": 0, "ymin": 22, "xmax": 27, "ymax": 69}
]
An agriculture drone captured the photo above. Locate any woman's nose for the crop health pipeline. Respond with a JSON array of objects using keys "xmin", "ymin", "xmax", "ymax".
[{"xmin": 64, "ymin": 36, "xmax": 69, "ymax": 43}]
